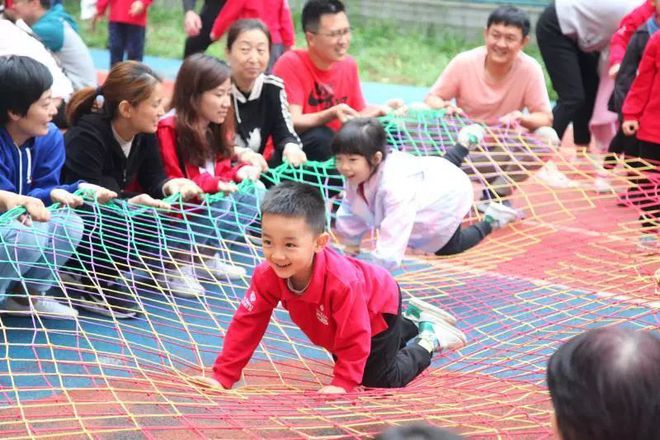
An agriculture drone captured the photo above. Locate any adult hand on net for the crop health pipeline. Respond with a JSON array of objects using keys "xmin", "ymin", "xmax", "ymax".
[
  {"xmin": 622, "ymin": 120, "xmax": 639, "ymax": 136},
  {"xmin": 317, "ymin": 385, "xmax": 347, "ymax": 394},
  {"xmin": 237, "ymin": 165, "xmax": 261, "ymax": 181},
  {"xmin": 78, "ymin": 182, "xmax": 118, "ymax": 204},
  {"xmin": 163, "ymin": 178, "xmax": 203, "ymax": 201},
  {"xmin": 283, "ymin": 143, "xmax": 307, "ymax": 167},
  {"xmin": 498, "ymin": 110, "xmax": 523, "ymax": 127},
  {"xmin": 236, "ymin": 147, "xmax": 269, "ymax": 172},
  {"xmin": 217, "ymin": 180, "xmax": 238, "ymax": 194},
  {"xmin": 50, "ymin": 189, "xmax": 84, "ymax": 208},
  {"xmin": 0, "ymin": 191, "xmax": 51, "ymax": 224},
  {"xmin": 127, "ymin": 194, "xmax": 170, "ymax": 210},
  {"xmin": 334, "ymin": 103, "xmax": 359, "ymax": 124},
  {"xmin": 184, "ymin": 10, "xmax": 202, "ymax": 37}
]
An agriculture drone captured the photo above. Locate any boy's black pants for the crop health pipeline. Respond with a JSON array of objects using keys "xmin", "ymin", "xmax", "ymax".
[{"xmin": 361, "ymin": 291, "xmax": 433, "ymax": 388}]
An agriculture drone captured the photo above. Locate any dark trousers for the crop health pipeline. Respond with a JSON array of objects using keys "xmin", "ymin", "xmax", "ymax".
[
  {"xmin": 536, "ymin": 4, "xmax": 599, "ymax": 145},
  {"xmin": 108, "ymin": 22, "xmax": 146, "ymax": 67},
  {"xmin": 435, "ymin": 143, "xmax": 493, "ymax": 255},
  {"xmin": 183, "ymin": 0, "xmax": 225, "ymax": 57},
  {"xmin": 362, "ymin": 292, "xmax": 432, "ymax": 388},
  {"xmin": 629, "ymin": 141, "xmax": 660, "ymax": 230}
]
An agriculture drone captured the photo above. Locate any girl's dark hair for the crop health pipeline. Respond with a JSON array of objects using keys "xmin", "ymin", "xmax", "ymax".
[
  {"xmin": 547, "ymin": 326, "xmax": 660, "ymax": 440},
  {"xmin": 0, "ymin": 55, "xmax": 53, "ymax": 125},
  {"xmin": 66, "ymin": 61, "xmax": 161, "ymax": 125},
  {"xmin": 331, "ymin": 117, "xmax": 388, "ymax": 166},
  {"xmin": 170, "ymin": 54, "xmax": 234, "ymax": 167},
  {"xmin": 226, "ymin": 19, "xmax": 272, "ymax": 52}
]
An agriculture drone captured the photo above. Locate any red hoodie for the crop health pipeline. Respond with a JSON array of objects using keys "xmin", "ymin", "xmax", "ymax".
[
  {"xmin": 212, "ymin": 246, "xmax": 400, "ymax": 391},
  {"xmin": 156, "ymin": 115, "xmax": 248, "ymax": 193},
  {"xmin": 210, "ymin": 0, "xmax": 295, "ymax": 46},
  {"xmin": 96, "ymin": 0, "xmax": 152, "ymax": 27},
  {"xmin": 623, "ymin": 31, "xmax": 660, "ymax": 144}
]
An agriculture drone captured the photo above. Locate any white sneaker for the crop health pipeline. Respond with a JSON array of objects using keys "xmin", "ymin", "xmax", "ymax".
[
  {"xmin": 158, "ymin": 264, "xmax": 205, "ymax": 298},
  {"xmin": 535, "ymin": 161, "xmax": 580, "ymax": 189},
  {"xmin": 205, "ymin": 254, "xmax": 246, "ymax": 280},
  {"xmin": 418, "ymin": 312, "xmax": 467, "ymax": 352},
  {"xmin": 458, "ymin": 124, "xmax": 485, "ymax": 149},
  {"xmin": 533, "ymin": 126, "xmax": 560, "ymax": 147},
  {"xmin": 1, "ymin": 296, "xmax": 78, "ymax": 320},
  {"xmin": 484, "ymin": 202, "xmax": 521, "ymax": 229},
  {"xmin": 404, "ymin": 297, "xmax": 457, "ymax": 325},
  {"xmin": 593, "ymin": 176, "xmax": 613, "ymax": 194}
]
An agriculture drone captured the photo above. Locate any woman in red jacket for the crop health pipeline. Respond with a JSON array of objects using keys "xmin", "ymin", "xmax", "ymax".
[{"xmin": 157, "ymin": 54, "xmax": 263, "ymax": 280}]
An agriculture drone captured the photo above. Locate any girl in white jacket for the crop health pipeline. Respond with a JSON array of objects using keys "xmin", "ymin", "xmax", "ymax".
[{"xmin": 332, "ymin": 118, "xmax": 519, "ymax": 270}]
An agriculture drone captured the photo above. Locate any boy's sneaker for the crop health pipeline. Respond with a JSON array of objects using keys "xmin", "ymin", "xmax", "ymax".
[
  {"xmin": 484, "ymin": 202, "xmax": 520, "ymax": 229},
  {"xmin": 458, "ymin": 124, "xmax": 485, "ymax": 149},
  {"xmin": 404, "ymin": 297, "xmax": 457, "ymax": 325},
  {"xmin": 157, "ymin": 264, "xmax": 205, "ymax": 298},
  {"xmin": 77, "ymin": 279, "xmax": 139, "ymax": 319},
  {"xmin": 204, "ymin": 254, "xmax": 246, "ymax": 280},
  {"xmin": 416, "ymin": 313, "xmax": 467, "ymax": 353},
  {"xmin": 1, "ymin": 296, "xmax": 78, "ymax": 320}
]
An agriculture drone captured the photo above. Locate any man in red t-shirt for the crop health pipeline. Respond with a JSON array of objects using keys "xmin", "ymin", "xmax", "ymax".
[{"xmin": 273, "ymin": 0, "xmax": 398, "ymax": 161}]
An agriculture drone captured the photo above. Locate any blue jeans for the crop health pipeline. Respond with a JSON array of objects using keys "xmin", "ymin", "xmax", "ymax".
[
  {"xmin": 0, "ymin": 210, "xmax": 84, "ymax": 301},
  {"xmin": 108, "ymin": 22, "xmax": 145, "ymax": 67}
]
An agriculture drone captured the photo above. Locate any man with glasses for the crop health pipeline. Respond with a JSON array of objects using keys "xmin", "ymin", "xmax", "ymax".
[{"xmin": 273, "ymin": 0, "xmax": 394, "ymax": 162}]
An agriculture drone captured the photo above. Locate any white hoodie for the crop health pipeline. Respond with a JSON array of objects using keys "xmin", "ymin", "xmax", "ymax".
[{"xmin": 335, "ymin": 150, "xmax": 473, "ymax": 270}]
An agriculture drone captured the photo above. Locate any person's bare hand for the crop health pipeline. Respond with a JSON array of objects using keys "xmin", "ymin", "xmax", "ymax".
[
  {"xmin": 127, "ymin": 193, "xmax": 170, "ymax": 210},
  {"xmin": 184, "ymin": 10, "xmax": 202, "ymax": 37},
  {"xmin": 50, "ymin": 189, "xmax": 84, "ymax": 208},
  {"xmin": 128, "ymin": 0, "xmax": 144, "ymax": 16},
  {"xmin": 334, "ymin": 103, "xmax": 359, "ymax": 124},
  {"xmin": 283, "ymin": 143, "xmax": 307, "ymax": 167},
  {"xmin": 622, "ymin": 120, "xmax": 639, "ymax": 136}
]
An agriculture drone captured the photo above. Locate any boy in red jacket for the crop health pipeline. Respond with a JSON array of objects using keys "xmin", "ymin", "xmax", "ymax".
[
  {"xmin": 95, "ymin": 0, "xmax": 151, "ymax": 66},
  {"xmin": 192, "ymin": 181, "xmax": 467, "ymax": 393}
]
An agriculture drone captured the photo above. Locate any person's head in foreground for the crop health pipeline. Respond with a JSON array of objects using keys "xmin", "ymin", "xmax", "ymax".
[
  {"xmin": 375, "ymin": 423, "xmax": 464, "ymax": 440},
  {"xmin": 547, "ymin": 326, "xmax": 660, "ymax": 440},
  {"xmin": 332, "ymin": 117, "xmax": 388, "ymax": 186},
  {"xmin": 0, "ymin": 55, "xmax": 56, "ymax": 145},
  {"xmin": 483, "ymin": 5, "xmax": 530, "ymax": 67},
  {"xmin": 302, "ymin": 0, "xmax": 351, "ymax": 66},
  {"xmin": 260, "ymin": 181, "xmax": 329, "ymax": 290}
]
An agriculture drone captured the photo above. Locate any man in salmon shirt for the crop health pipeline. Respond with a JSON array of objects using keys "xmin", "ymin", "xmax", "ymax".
[{"xmin": 192, "ymin": 181, "xmax": 467, "ymax": 393}]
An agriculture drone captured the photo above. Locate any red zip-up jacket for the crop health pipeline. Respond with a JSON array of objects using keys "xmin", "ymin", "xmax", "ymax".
[
  {"xmin": 96, "ymin": 0, "xmax": 152, "ymax": 27},
  {"xmin": 156, "ymin": 115, "xmax": 247, "ymax": 193},
  {"xmin": 210, "ymin": 0, "xmax": 294, "ymax": 46},
  {"xmin": 610, "ymin": 1, "xmax": 655, "ymax": 67},
  {"xmin": 212, "ymin": 246, "xmax": 400, "ymax": 391},
  {"xmin": 623, "ymin": 31, "xmax": 660, "ymax": 144}
]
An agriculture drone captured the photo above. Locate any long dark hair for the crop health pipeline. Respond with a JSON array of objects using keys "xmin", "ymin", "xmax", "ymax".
[
  {"xmin": 170, "ymin": 54, "xmax": 234, "ymax": 167},
  {"xmin": 67, "ymin": 61, "xmax": 161, "ymax": 126}
]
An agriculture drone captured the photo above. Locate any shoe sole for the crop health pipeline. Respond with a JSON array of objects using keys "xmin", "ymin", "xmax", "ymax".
[
  {"xmin": 408, "ymin": 297, "xmax": 457, "ymax": 325},
  {"xmin": 432, "ymin": 318, "xmax": 468, "ymax": 349},
  {"xmin": 76, "ymin": 292, "xmax": 139, "ymax": 320}
]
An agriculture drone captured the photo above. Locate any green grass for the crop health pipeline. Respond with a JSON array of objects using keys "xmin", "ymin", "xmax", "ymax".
[{"xmin": 63, "ymin": 0, "xmax": 554, "ymax": 97}]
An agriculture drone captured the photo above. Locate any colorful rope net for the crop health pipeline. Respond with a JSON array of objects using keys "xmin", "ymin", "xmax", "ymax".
[{"xmin": 0, "ymin": 110, "xmax": 657, "ymax": 439}]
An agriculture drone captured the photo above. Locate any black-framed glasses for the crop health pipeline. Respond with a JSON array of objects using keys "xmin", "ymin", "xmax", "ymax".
[{"xmin": 311, "ymin": 27, "xmax": 352, "ymax": 40}]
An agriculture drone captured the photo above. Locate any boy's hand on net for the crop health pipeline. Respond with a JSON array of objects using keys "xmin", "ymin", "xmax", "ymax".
[
  {"xmin": 622, "ymin": 120, "xmax": 639, "ymax": 136},
  {"xmin": 128, "ymin": 0, "xmax": 144, "ymax": 16},
  {"xmin": 317, "ymin": 385, "xmax": 346, "ymax": 394},
  {"xmin": 283, "ymin": 143, "xmax": 307, "ymax": 167}
]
